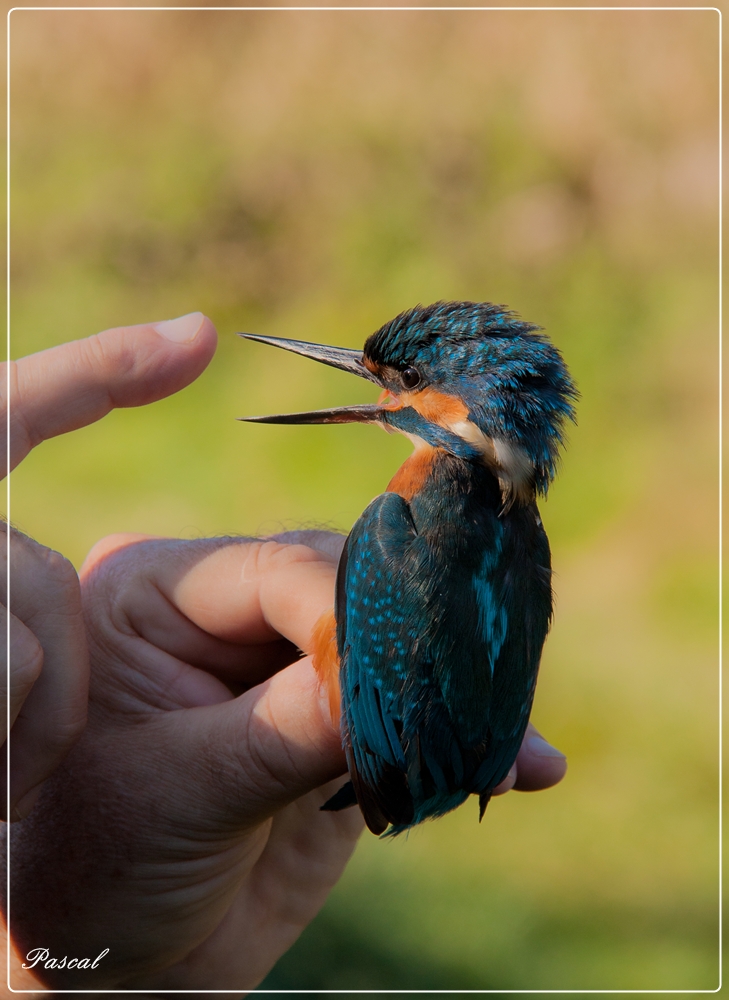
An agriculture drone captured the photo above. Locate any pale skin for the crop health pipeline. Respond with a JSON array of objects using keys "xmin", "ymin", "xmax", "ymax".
[{"xmin": 1, "ymin": 314, "xmax": 567, "ymax": 993}]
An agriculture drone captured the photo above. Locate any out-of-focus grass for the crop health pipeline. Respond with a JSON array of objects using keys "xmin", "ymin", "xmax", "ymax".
[{"xmin": 8, "ymin": 8, "xmax": 720, "ymax": 990}]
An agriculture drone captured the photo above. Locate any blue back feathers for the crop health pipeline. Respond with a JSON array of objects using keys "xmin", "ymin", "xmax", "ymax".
[{"xmin": 334, "ymin": 450, "xmax": 554, "ymax": 835}]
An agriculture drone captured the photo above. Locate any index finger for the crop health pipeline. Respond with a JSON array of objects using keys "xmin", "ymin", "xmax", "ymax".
[
  {"xmin": 163, "ymin": 538, "xmax": 340, "ymax": 653},
  {"xmin": 80, "ymin": 535, "xmax": 340, "ymax": 679},
  {"xmin": 4, "ymin": 312, "xmax": 217, "ymax": 473}
]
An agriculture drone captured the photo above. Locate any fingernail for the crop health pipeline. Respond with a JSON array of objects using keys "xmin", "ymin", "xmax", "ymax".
[
  {"xmin": 153, "ymin": 311, "xmax": 204, "ymax": 343},
  {"xmin": 526, "ymin": 736, "xmax": 566, "ymax": 759},
  {"xmin": 11, "ymin": 782, "xmax": 44, "ymax": 821}
]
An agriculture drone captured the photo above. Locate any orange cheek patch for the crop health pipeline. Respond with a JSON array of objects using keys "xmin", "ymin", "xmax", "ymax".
[
  {"xmin": 311, "ymin": 608, "xmax": 341, "ymax": 724},
  {"xmin": 407, "ymin": 386, "xmax": 469, "ymax": 425},
  {"xmin": 387, "ymin": 446, "xmax": 438, "ymax": 500}
]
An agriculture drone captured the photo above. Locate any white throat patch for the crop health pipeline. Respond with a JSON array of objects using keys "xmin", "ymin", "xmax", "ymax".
[{"xmin": 448, "ymin": 419, "xmax": 533, "ymax": 503}]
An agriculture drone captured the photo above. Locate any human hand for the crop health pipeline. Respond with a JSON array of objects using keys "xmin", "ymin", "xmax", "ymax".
[
  {"xmin": 1, "ymin": 313, "xmax": 217, "ymax": 820},
  {"xmin": 5, "ymin": 531, "xmax": 565, "ymax": 992}
]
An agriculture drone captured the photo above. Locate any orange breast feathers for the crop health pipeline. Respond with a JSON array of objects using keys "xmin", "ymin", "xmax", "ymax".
[
  {"xmin": 385, "ymin": 387, "xmax": 470, "ymax": 500},
  {"xmin": 386, "ymin": 446, "xmax": 438, "ymax": 500},
  {"xmin": 311, "ymin": 608, "xmax": 341, "ymax": 724}
]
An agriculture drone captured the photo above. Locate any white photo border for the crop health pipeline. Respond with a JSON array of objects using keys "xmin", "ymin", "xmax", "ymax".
[{"xmin": 4, "ymin": 5, "xmax": 723, "ymax": 993}]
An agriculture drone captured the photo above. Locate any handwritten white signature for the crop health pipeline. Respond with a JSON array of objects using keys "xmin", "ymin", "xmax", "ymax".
[{"xmin": 22, "ymin": 947, "xmax": 109, "ymax": 971}]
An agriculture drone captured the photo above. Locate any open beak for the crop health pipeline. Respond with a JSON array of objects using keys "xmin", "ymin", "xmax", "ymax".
[{"xmin": 237, "ymin": 332, "xmax": 390, "ymax": 425}]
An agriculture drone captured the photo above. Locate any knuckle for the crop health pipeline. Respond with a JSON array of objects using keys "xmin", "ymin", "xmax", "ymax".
[
  {"xmin": 8, "ymin": 533, "xmax": 81, "ymax": 613},
  {"xmin": 242, "ymin": 718, "xmax": 288, "ymax": 793},
  {"xmin": 87, "ymin": 328, "xmax": 155, "ymax": 407},
  {"xmin": 208, "ymin": 706, "xmax": 294, "ymax": 815},
  {"xmin": 253, "ymin": 539, "xmax": 324, "ymax": 575},
  {"xmin": 269, "ymin": 530, "xmax": 345, "ymax": 562},
  {"xmin": 40, "ymin": 545, "xmax": 76, "ymax": 582},
  {"xmin": 251, "ymin": 539, "xmax": 288, "ymax": 573},
  {"xmin": 81, "ymin": 329, "xmax": 118, "ymax": 375},
  {"xmin": 244, "ymin": 699, "xmax": 308, "ymax": 794},
  {"xmin": 77, "ymin": 331, "xmax": 136, "ymax": 410},
  {"xmin": 7, "ymin": 359, "xmax": 36, "ymax": 457},
  {"xmin": 37, "ymin": 546, "xmax": 80, "ymax": 597}
]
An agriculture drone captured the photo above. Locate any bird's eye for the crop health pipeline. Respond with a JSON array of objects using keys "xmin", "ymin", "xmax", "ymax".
[{"xmin": 401, "ymin": 367, "xmax": 421, "ymax": 389}]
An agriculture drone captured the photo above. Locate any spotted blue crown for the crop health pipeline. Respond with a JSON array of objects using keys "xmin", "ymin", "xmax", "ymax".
[{"xmin": 365, "ymin": 301, "xmax": 578, "ymax": 494}]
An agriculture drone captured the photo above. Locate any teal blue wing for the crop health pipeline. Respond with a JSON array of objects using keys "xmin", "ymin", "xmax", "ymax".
[
  {"xmin": 334, "ymin": 492, "xmax": 418, "ymax": 834},
  {"xmin": 334, "ymin": 492, "xmax": 482, "ymax": 834}
]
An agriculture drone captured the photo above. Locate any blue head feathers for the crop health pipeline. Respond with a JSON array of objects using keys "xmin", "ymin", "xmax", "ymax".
[{"xmin": 364, "ymin": 302, "xmax": 578, "ymax": 495}]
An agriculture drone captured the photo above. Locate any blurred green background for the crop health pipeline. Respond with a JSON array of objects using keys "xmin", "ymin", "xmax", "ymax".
[{"xmin": 7, "ymin": 6, "xmax": 720, "ymax": 991}]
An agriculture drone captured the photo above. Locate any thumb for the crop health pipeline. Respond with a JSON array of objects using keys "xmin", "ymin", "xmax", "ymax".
[{"xmin": 159, "ymin": 655, "xmax": 346, "ymax": 830}]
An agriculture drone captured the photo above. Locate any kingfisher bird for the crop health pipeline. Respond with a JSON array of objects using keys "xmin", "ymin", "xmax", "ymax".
[{"xmin": 239, "ymin": 301, "xmax": 576, "ymax": 836}]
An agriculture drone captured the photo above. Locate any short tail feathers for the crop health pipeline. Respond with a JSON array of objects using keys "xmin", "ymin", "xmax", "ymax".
[
  {"xmin": 479, "ymin": 791, "xmax": 492, "ymax": 821},
  {"xmin": 347, "ymin": 745, "xmax": 413, "ymax": 835},
  {"xmin": 328, "ymin": 735, "xmax": 416, "ymax": 835},
  {"xmin": 322, "ymin": 782, "xmax": 498, "ymax": 831},
  {"xmin": 320, "ymin": 764, "xmax": 404, "ymax": 835}
]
